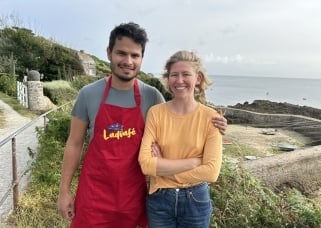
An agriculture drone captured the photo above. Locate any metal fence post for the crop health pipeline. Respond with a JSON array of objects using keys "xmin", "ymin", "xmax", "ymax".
[{"xmin": 11, "ymin": 137, "xmax": 19, "ymax": 211}]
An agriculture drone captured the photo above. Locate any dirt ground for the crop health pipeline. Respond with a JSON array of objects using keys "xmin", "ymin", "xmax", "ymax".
[
  {"xmin": 223, "ymin": 124, "xmax": 311, "ymax": 156},
  {"xmin": 224, "ymin": 124, "xmax": 321, "ymax": 201}
]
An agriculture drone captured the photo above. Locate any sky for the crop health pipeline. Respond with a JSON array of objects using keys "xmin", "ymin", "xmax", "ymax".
[{"xmin": 1, "ymin": 0, "xmax": 321, "ymax": 79}]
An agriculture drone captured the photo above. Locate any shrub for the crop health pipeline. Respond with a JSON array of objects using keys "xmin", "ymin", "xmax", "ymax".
[
  {"xmin": 70, "ymin": 75, "xmax": 97, "ymax": 90},
  {"xmin": 0, "ymin": 73, "xmax": 17, "ymax": 96},
  {"xmin": 43, "ymin": 80, "xmax": 77, "ymax": 105},
  {"xmin": 138, "ymin": 75, "xmax": 172, "ymax": 101},
  {"xmin": 42, "ymin": 111, "xmax": 72, "ymax": 144},
  {"xmin": 211, "ymin": 159, "xmax": 284, "ymax": 227}
]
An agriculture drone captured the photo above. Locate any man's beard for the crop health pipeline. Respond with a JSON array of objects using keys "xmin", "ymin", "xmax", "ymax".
[
  {"xmin": 113, "ymin": 72, "xmax": 136, "ymax": 82},
  {"xmin": 111, "ymin": 64, "xmax": 137, "ymax": 82}
]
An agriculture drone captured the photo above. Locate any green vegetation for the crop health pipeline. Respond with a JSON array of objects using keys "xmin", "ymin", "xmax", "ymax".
[
  {"xmin": 1, "ymin": 73, "xmax": 320, "ymax": 228},
  {"xmin": 43, "ymin": 80, "xmax": 77, "ymax": 106},
  {"xmin": 223, "ymin": 142, "xmax": 263, "ymax": 158},
  {"xmin": 0, "ymin": 23, "xmax": 111, "ymax": 82},
  {"xmin": 0, "ymin": 92, "xmax": 36, "ymax": 118},
  {"xmin": 0, "ymin": 108, "xmax": 4, "ymax": 127},
  {"xmin": 138, "ymin": 75, "xmax": 172, "ymax": 101},
  {"xmin": 211, "ymin": 158, "xmax": 321, "ymax": 227},
  {"xmin": 0, "ymin": 26, "xmax": 84, "ymax": 81},
  {"xmin": 6, "ymin": 109, "xmax": 321, "ymax": 227},
  {"xmin": 91, "ymin": 55, "xmax": 111, "ymax": 77},
  {"xmin": 69, "ymin": 75, "xmax": 97, "ymax": 91},
  {"xmin": 0, "ymin": 73, "xmax": 16, "ymax": 96},
  {"xmin": 7, "ymin": 110, "xmax": 74, "ymax": 228}
]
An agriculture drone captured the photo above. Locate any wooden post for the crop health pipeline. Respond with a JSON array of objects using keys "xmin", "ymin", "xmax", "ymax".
[
  {"xmin": 43, "ymin": 115, "xmax": 47, "ymax": 127},
  {"xmin": 10, "ymin": 52, "xmax": 15, "ymax": 76},
  {"xmin": 11, "ymin": 137, "xmax": 19, "ymax": 211}
]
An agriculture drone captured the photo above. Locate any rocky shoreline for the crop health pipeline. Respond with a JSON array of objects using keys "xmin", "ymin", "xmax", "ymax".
[
  {"xmin": 229, "ymin": 100, "xmax": 321, "ymax": 120},
  {"xmin": 217, "ymin": 100, "xmax": 321, "ymax": 146},
  {"xmin": 222, "ymin": 100, "xmax": 321, "ymax": 198}
]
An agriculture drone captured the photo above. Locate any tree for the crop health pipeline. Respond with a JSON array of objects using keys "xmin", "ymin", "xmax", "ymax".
[{"xmin": 0, "ymin": 26, "xmax": 84, "ymax": 81}]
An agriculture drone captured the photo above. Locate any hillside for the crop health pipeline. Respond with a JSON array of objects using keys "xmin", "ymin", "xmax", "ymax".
[
  {"xmin": 0, "ymin": 26, "xmax": 113, "ymax": 81},
  {"xmin": 0, "ymin": 26, "xmax": 170, "ymax": 101}
]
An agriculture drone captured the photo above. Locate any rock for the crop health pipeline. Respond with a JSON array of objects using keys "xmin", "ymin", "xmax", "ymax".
[
  {"xmin": 27, "ymin": 70, "xmax": 41, "ymax": 81},
  {"xmin": 229, "ymin": 100, "xmax": 321, "ymax": 120}
]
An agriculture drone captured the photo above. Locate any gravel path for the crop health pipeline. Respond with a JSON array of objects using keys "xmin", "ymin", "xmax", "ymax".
[{"xmin": 0, "ymin": 100, "xmax": 44, "ymax": 226}]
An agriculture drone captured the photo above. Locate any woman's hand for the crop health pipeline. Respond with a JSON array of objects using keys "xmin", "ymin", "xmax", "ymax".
[{"xmin": 151, "ymin": 142, "xmax": 162, "ymax": 157}]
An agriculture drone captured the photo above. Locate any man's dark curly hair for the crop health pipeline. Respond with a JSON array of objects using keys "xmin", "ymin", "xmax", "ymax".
[{"xmin": 108, "ymin": 22, "xmax": 148, "ymax": 56}]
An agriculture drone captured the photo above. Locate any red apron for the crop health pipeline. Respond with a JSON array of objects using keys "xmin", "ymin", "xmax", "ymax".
[{"xmin": 71, "ymin": 77, "xmax": 147, "ymax": 228}]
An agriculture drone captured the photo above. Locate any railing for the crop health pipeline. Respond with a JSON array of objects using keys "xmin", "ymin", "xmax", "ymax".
[
  {"xmin": 0, "ymin": 116, "xmax": 45, "ymax": 213},
  {"xmin": 0, "ymin": 102, "xmax": 72, "ymax": 218}
]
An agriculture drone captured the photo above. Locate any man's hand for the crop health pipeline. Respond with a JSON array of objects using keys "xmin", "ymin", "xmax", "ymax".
[
  {"xmin": 212, "ymin": 109, "xmax": 227, "ymax": 135},
  {"xmin": 57, "ymin": 190, "xmax": 75, "ymax": 221}
]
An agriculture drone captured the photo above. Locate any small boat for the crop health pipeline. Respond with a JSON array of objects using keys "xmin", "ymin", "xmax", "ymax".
[
  {"xmin": 244, "ymin": 155, "xmax": 259, "ymax": 160},
  {"xmin": 261, "ymin": 129, "xmax": 277, "ymax": 135},
  {"xmin": 278, "ymin": 144, "xmax": 296, "ymax": 152}
]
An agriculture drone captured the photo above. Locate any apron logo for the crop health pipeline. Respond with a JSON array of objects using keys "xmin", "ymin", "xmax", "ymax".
[{"xmin": 103, "ymin": 123, "xmax": 136, "ymax": 140}]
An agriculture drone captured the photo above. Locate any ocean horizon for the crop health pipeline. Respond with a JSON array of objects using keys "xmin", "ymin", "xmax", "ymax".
[{"xmin": 206, "ymin": 75, "xmax": 321, "ymax": 109}]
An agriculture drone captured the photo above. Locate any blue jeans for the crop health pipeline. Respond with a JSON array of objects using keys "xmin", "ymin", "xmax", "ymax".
[{"xmin": 147, "ymin": 182, "xmax": 213, "ymax": 228}]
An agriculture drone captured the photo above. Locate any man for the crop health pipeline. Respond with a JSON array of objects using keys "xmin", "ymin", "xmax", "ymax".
[{"xmin": 57, "ymin": 22, "xmax": 227, "ymax": 227}]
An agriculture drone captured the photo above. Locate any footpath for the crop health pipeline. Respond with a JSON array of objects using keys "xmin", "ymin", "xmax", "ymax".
[{"xmin": 0, "ymin": 100, "xmax": 44, "ymax": 226}]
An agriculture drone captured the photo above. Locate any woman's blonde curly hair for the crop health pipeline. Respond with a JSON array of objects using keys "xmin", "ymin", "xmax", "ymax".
[{"xmin": 162, "ymin": 50, "xmax": 212, "ymax": 104}]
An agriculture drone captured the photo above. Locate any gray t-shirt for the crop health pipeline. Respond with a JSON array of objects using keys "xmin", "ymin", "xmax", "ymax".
[{"xmin": 71, "ymin": 78, "xmax": 165, "ymax": 137}]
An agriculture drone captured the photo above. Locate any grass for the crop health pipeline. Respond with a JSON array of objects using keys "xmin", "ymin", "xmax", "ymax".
[
  {"xmin": 0, "ymin": 92, "xmax": 37, "ymax": 118},
  {"xmin": 223, "ymin": 142, "xmax": 263, "ymax": 158},
  {"xmin": 43, "ymin": 80, "xmax": 73, "ymax": 90},
  {"xmin": 5, "ymin": 110, "xmax": 73, "ymax": 228},
  {"xmin": 0, "ymin": 92, "xmax": 37, "ymax": 129},
  {"xmin": 0, "ymin": 108, "xmax": 4, "ymax": 128}
]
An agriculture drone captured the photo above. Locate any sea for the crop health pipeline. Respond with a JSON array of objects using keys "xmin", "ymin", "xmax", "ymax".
[{"xmin": 206, "ymin": 75, "xmax": 321, "ymax": 109}]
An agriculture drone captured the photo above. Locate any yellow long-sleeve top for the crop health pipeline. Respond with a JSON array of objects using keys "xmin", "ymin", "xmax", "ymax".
[{"xmin": 139, "ymin": 102, "xmax": 222, "ymax": 194}]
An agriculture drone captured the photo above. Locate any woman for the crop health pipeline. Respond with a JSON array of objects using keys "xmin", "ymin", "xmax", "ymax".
[{"xmin": 139, "ymin": 50, "xmax": 223, "ymax": 228}]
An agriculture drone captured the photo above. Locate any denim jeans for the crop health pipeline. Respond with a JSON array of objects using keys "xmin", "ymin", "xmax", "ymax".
[{"xmin": 147, "ymin": 182, "xmax": 213, "ymax": 228}]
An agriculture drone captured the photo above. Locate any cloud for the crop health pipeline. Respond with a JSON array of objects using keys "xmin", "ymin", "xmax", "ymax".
[{"xmin": 204, "ymin": 53, "xmax": 244, "ymax": 64}]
